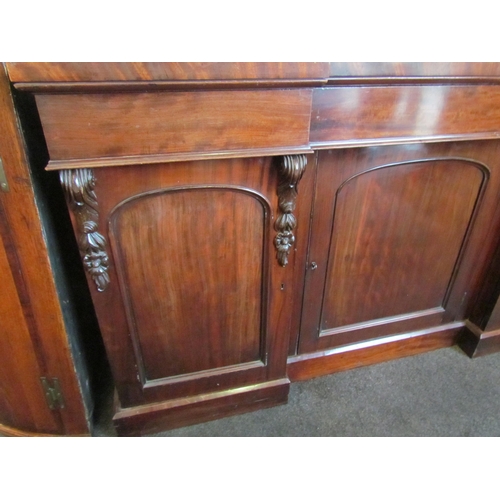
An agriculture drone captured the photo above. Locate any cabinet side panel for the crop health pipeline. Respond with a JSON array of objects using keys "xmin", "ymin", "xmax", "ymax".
[{"xmin": 110, "ymin": 188, "xmax": 267, "ymax": 380}]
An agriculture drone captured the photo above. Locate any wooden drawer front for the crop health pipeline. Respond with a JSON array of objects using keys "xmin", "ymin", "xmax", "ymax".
[
  {"xmin": 35, "ymin": 89, "xmax": 312, "ymax": 163},
  {"xmin": 311, "ymin": 85, "xmax": 500, "ymax": 146}
]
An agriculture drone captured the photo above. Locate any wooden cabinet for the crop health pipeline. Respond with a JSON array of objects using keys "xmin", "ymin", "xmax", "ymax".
[{"xmin": 7, "ymin": 62, "xmax": 500, "ymax": 435}]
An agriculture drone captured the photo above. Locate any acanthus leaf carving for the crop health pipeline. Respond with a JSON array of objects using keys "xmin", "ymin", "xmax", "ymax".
[
  {"xmin": 60, "ymin": 168, "xmax": 110, "ymax": 292},
  {"xmin": 274, "ymin": 154, "xmax": 307, "ymax": 267}
]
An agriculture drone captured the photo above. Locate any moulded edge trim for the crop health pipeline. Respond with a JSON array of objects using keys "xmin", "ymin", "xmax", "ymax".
[{"xmin": 46, "ymin": 146, "xmax": 314, "ymax": 171}]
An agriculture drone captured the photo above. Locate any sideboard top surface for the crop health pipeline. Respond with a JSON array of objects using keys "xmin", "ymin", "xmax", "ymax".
[
  {"xmin": 6, "ymin": 62, "xmax": 329, "ymax": 82},
  {"xmin": 7, "ymin": 62, "xmax": 500, "ymax": 84}
]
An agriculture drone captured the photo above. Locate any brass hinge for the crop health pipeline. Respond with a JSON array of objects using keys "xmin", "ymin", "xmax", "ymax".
[
  {"xmin": 0, "ymin": 157, "xmax": 9, "ymax": 192},
  {"xmin": 40, "ymin": 377, "xmax": 65, "ymax": 410}
]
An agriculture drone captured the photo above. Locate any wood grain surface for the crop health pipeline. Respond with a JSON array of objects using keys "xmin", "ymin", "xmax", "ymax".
[
  {"xmin": 12, "ymin": 61, "xmax": 500, "ymax": 432},
  {"xmin": 321, "ymin": 159, "xmax": 482, "ymax": 328},
  {"xmin": 288, "ymin": 324, "xmax": 462, "ymax": 381},
  {"xmin": 0, "ymin": 228, "xmax": 60, "ymax": 433},
  {"xmin": 110, "ymin": 188, "xmax": 266, "ymax": 380},
  {"xmin": 328, "ymin": 62, "xmax": 500, "ymax": 78},
  {"xmin": 9, "ymin": 62, "xmax": 500, "ymax": 84},
  {"xmin": 0, "ymin": 64, "xmax": 89, "ymax": 435},
  {"xmin": 36, "ymin": 89, "xmax": 312, "ymax": 161},
  {"xmin": 76, "ymin": 156, "xmax": 295, "ymax": 408},
  {"xmin": 311, "ymin": 86, "xmax": 500, "ymax": 145},
  {"xmin": 7, "ymin": 62, "xmax": 329, "ymax": 82},
  {"xmin": 299, "ymin": 141, "xmax": 500, "ymax": 354},
  {"xmin": 113, "ymin": 378, "xmax": 289, "ymax": 436}
]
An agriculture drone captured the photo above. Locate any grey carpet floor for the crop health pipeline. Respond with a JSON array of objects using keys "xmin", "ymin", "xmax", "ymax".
[{"xmin": 94, "ymin": 346, "xmax": 500, "ymax": 437}]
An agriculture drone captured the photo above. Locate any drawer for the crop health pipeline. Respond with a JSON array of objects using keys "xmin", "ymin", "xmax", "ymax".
[
  {"xmin": 310, "ymin": 85, "xmax": 500, "ymax": 146},
  {"xmin": 35, "ymin": 89, "xmax": 312, "ymax": 166}
]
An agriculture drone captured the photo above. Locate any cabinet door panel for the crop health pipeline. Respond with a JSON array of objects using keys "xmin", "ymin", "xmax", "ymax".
[
  {"xmin": 300, "ymin": 143, "xmax": 500, "ymax": 354},
  {"xmin": 72, "ymin": 157, "xmax": 291, "ymax": 408},
  {"xmin": 322, "ymin": 159, "xmax": 483, "ymax": 330},
  {"xmin": 109, "ymin": 187, "xmax": 267, "ymax": 381}
]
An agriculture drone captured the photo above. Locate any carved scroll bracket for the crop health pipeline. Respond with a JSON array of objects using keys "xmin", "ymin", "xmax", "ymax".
[
  {"xmin": 60, "ymin": 168, "xmax": 110, "ymax": 292},
  {"xmin": 274, "ymin": 154, "xmax": 307, "ymax": 267}
]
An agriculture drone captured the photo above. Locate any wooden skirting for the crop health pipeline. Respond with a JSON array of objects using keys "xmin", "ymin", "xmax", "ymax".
[
  {"xmin": 287, "ymin": 323, "xmax": 464, "ymax": 382},
  {"xmin": 113, "ymin": 378, "xmax": 290, "ymax": 436}
]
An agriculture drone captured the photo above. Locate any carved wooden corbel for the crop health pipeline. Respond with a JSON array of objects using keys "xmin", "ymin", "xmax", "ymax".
[
  {"xmin": 60, "ymin": 168, "xmax": 110, "ymax": 292},
  {"xmin": 274, "ymin": 154, "xmax": 307, "ymax": 267}
]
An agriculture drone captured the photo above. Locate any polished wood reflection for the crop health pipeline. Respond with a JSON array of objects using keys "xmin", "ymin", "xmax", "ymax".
[
  {"xmin": 7, "ymin": 62, "xmax": 329, "ymax": 82},
  {"xmin": 14, "ymin": 61, "xmax": 500, "ymax": 434},
  {"xmin": 328, "ymin": 62, "xmax": 500, "ymax": 78},
  {"xmin": 35, "ymin": 90, "xmax": 312, "ymax": 161},
  {"xmin": 299, "ymin": 141, "xmax": 500, "ymax": 354},
  {"xmin": 322, "ymin": 159, "xmax": 483, "ymax": 328},
  {"xmin": 311, "ymin": 86, "xmax": 500, "ymax": 146},
  {"xmin": 109, "ymin": 187, "xmax": 267, "ymax": 381},
  {"xmin": 77, "ymin": 157, "xmax": 295, "ymax": 408}
]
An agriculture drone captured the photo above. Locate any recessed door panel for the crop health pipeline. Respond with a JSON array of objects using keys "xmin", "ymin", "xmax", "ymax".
[
  {"xmin": 322, "ymin": 159, "xmax": 483, "ymax": 331},
  {"xmin": 110, "ymin": 187, "xmax": 267, "ymax": 381}
]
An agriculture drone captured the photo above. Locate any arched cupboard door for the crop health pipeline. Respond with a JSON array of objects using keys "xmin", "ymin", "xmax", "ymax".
[{"xmin": 299, "ymin": 141, "xmax": 500, "ymax": 354}]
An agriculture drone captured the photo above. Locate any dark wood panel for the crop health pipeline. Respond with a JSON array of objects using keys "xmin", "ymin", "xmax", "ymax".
[
  {"xmin": 46, "ymin": 147, "xmax": 314, "ymax": 171},
  {"xmin": 0, "ymin": 229, "xmax": 59, "ymax": 433},
  {"xmin": 16, "ymin": 81, "xmax": 324, "ymax": 94},
  {"xmin": 110, "ymin": 188, "xmax": 266, "ymax": 380},
  {"xmin": 35, "ymin": 90, "xmax": 312, "ymax": 161},
  {"xmin": 458, "ymin": 231, "xmax": 500, "ymax": 358},
  {"xmin": 328, "ymin": 62, "xmax": 500, "ymax": 78},
  {"xmin": 321, "ymin": 159, "xmax": 483, "ymax": 330},
  {"xmin": 7, "ymin": 62, "xmax": 329, "ymax": 82},
  {"xmin": 113, "ymin": 378, "xmax": 289, "ymax": 436},
  {"xmin": 458, "ymin": 186, "xmax": 500, "ymax": 357},
  {"xmin": 0, "ymin": 65, "xmax": 89, "ymax": 435},
  {"xmin": 487, "ymin": 304, "xmax": 500, "ymax": 331},
  {"xmin": 74, "ymin": 157, "xmax": 295, "ymax": 407},
  {"xmin": 311, "ymin": 86, "xmax": 500, "ymax": 145},
  {"xmin": 466, "ymin": 231, "xmax": 500, "ymax": 331},
  {"xmin": 300, "ymin": 142, "xmax": 500, "ymax": 354},
  {"xmin": 459, "ymin": 319, "xmax": 500, "ymax": 357},
  {"xmin": 287, "ymin": 153, "xmax": 317, "ymax": 355},
  {"xmin": 288, "ymin": 323, "xmax": 462, "ymax": 382},
  {"xmin": 10, "ymin": 62, "xmax": 500, "ymax": 85}
]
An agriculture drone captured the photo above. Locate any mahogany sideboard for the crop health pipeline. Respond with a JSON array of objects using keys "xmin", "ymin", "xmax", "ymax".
[{"xmin": 7, "ymin": 62, "xmax": 500, "ymax": 436}]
